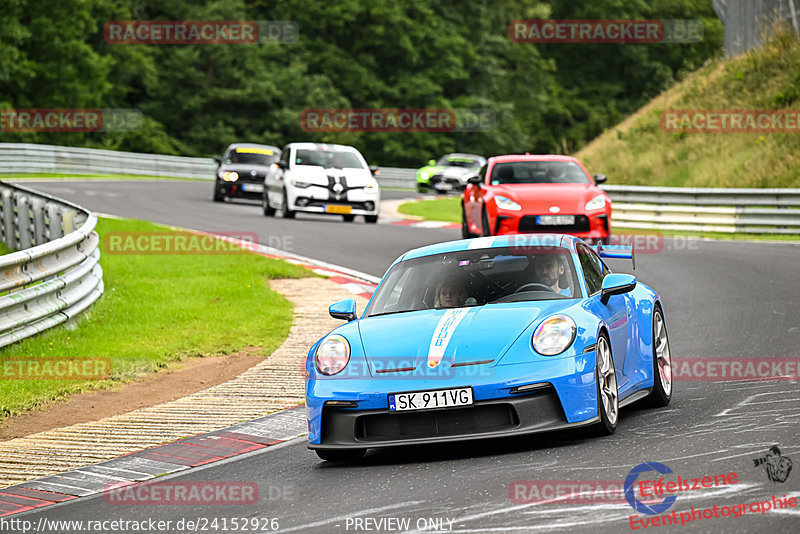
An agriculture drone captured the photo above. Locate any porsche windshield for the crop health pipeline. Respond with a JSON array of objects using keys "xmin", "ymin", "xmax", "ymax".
[
  {"xmin": 295, "ymin": 149, "xmax": 364, "ymax": 169},
  {"xmin": 366, "ymin": 246, "xmax": 581, "ymax": 317},
  {"xmin": 490, "ymin": 161, "xmax": 591, "ymax": 185}
]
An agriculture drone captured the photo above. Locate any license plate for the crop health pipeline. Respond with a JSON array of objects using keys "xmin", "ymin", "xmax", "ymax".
[
  {"xmin": 388, "ymin": 387, "xmax": 473, "ymax": 412},
  {"xmin": 241, "ymin": 183, "xmax": 264, "ymax": 193},
  {"xmin": 537, "ymin": 215, "xmax": 575, "ymax": 225},
  {"xmin": 434, "ymin": 182, "xmax": 453, "ymax": 191},
  {"xmin": 325, "ymin": 205, "xmax": 352, "ymax": 214}
]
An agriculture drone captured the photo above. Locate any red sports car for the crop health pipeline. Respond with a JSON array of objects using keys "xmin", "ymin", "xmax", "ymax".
[{"xmin": 462, "ymin": 154, "xmax": 611, "ymax": 241}]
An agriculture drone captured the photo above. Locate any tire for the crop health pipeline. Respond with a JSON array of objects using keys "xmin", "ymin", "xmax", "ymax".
[
  {"xmin": 213, "ymin": 188, "xmax": 224, "ymax": 202},
  {"xmin": 645, "ymin": 305, "xmax": 673, "ymax": 407},
  {"xmin": 262, "ymin": 194, "xmax": 275, "ymax": 216},
  {"xmin": 315, "ymin": 449, "xmax": 366, "ymax": 462},
  {"xmin": 342, "ymin": 214, "xmax": 355, "ymax": 222},
  {"xmin": 461, "ymin": 204, "xmax": 476, "ymax": 239},
  {"xmin": 592, "ymin": 333, "xmax": 619, "ymax": 436},
  {"xmin": 280, "ymin": 189, "xmax": 295, "ymax": 219},
  {"xmin": 364, "ymin": 215, "xmax": 378, "ymax": 224},
  {"xmin": 481, "ymin": 208, "xmax": 492, "ymax": 236}
]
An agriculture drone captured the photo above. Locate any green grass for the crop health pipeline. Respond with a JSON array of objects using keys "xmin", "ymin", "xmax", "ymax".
[
  {"xmin": 576, "ymin": 29, "xmax": 800, "ymax": 188},
  {"xmin": 0, "ymin": 217, "xmax": 310, "ymax": 419},
  {"xmin": 397, "ymin": 196, "xmax": 461, "ymax": 223},
  {"xmin": 2, "ymin": 172, "xmax": 207, "ymax": 181}
]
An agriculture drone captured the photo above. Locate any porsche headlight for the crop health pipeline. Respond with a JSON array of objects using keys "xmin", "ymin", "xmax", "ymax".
[
  {"xmin": 532, "ymin": 315, "xmax": 576, "ymax": 356},
  {"xmin": 495, "ymin": 195, "xmax": 522, "ymax": 211},
  {"xmin": 585, "ymin": 194, "xmax": 606, "ymax": 211},
  {"xmin": 292, "ymin": 179, "xmax": 312, "ymax": 188},
  {"xmin": 315, "ymin": 335, "xmax": 351, "ymax": 375},
  {"xmin": 220, "ymin": 171, "xmax": 239, "ymax": 182}
]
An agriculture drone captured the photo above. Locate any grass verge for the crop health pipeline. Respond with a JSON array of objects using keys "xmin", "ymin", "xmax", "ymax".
[
  {"xmin": 397, "ymin": 196, "xmax": 461, "ymax": 223},
  {"xmin": 0, "ymin": 216, "xmax": 310, "ymax": 420}
]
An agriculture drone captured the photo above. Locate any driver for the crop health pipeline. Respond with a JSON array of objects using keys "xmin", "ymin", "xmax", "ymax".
[
  {"xmin": 532, "ymin": 253, "xmax": 571, "ymax": 296},
  {"xmin": 434, "ymin": 280, "xmax": 467, "ymax": 308}
]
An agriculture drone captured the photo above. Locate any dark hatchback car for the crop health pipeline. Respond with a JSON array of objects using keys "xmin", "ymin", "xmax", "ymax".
[{"xmin": 213, "ymin": 143, "xmax": 281, "ymax": 202}]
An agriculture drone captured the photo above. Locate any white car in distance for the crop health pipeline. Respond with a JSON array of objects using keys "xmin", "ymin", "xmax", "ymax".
[{"xmin": 263, "ymin": 143, "xmax": 381, "ymax": 223}]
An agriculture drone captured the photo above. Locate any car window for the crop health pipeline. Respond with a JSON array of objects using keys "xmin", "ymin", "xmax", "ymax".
[
  {"xmin": 279, "ymin": 145, "xmax": 291, "ymax": 166},
  {"xmin": 365, "ymin": 246, "xmax": 581, "ymax": 317},
  {"xmin": 295, "ymin": 149, "xmax": 364, "ymax": 169},
  {"xmin": 577, "ymin": 243, "xmax": 607, "ymax": 295},
  {"xmin": 490, "ymin": 161, "xmax": 591, "ymax": 185},
  {"xmin": 225, "ymin": 147, "xmax": 278, "ymax": 165},
  {"xmin": 477, "ymin": 163, "xmax": 487, "ymax": 184}
]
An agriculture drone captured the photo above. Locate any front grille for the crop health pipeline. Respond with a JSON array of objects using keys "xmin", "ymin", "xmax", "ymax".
[
  {"xmin": 357, "ymin": 404, "xmax": 517, "ymax": 441},
  {"xmin": 519, "ymin": 215, "xmax": 590, "ymax": 233},
  {"xmin": 305, "ymin": 200, "xmax": 370, "ymax": 210},
  {"xmin": 429, "ymin": 174, "xmax": 461, "ymax": 187}
]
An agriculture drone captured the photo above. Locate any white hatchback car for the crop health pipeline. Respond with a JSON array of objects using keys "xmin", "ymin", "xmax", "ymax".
[{"xmin": 263, "ymin": 143, "xmax": 381, "ymax": 223}]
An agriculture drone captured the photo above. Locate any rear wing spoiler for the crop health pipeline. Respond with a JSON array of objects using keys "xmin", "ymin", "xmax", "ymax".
[{"xmin": 595, "ymin": 243, "xmax": 636, "ymax": 270}]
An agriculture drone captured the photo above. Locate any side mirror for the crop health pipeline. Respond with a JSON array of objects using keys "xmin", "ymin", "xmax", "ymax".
[
  {"xmin": 467, "ymin": 174, "xmax": 482, "ymax": 187},
  {"xmin": 593, "ymin": 173, "xmax": 607, "ymax": 184},
  {"xmin": 329, "ymin": 298, "xmax": 357, "ymax": 321},
  {"xmin": 213, "ymin": 156, "xmax": 221, "ymax": 165},
  {"xmin": 427, "ymin": 159, "xmax": 436, "ymax": 166},
  {"xmin": 276, "ymin": 161, "xmax": 288, "ymax": 170},
  {"xmin": 369, "ymin": 165, "xmax": 380, "ymax": 176},
  {"xmin": 600, "ymin": 273, "xmax": 636, "ymax": 304}
]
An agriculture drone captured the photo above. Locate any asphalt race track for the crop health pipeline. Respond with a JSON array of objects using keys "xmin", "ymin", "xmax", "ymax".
[{"xmin": 11, "ymin": 180, "xmax": 800, "ymax": 533}]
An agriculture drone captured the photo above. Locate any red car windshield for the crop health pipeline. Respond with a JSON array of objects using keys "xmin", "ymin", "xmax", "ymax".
[{"xmin": 490, "ymin": 161, "xmax": 590, "ymax": 185}]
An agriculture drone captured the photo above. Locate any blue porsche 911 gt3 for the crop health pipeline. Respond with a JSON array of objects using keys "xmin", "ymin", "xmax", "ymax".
[{"xmin": 306, "ymin": 234, "xmax": 672, "ymax": 461}]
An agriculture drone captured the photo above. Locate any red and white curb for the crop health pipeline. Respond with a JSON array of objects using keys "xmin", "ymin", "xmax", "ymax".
[
  {"xmin": 0, "ymin": 407, "xmax": 307, "ymax": 517},
  {"xmin": 387, "ymin": 219, "xmax": 460, "ymax": 230}
]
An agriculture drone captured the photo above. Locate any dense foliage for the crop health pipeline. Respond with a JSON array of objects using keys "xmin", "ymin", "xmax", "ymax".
[{"xmin": 0, "ymin": 0, "xmax": 722, "ymax": 166}]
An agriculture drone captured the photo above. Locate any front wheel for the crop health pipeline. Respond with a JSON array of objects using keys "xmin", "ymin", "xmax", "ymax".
[
  {"xmin": 315, "ymin": 449, "xmax": 366, "ymax": 462},
  {"xmin": 342, "ymin": 214, "xmax": 355, "ymax": 222},
  {"xmin": 461, "ymin": 204, "xmax": 476, "ymax": 239},
  {"xmin": 262, "ymin": 194, "xmax": 275, "ymax": 216},
  {"xmin": 481, "ymin": 208, "xmax": 492, "ymax": 236},
  {"xmin": 592, "ymin": 333, "xmax": 618, "ymax": 435},
  {"xmin": 280, "ymin": 189, "xmax": 295, "ymax": 219},
  {"xmin": 213, "ymin": 188, "xmax": 224, "ymax": 202},
  {"xmin": 646, "ymin": 306, "xmax": 673, "ymax": 407},
  {"xmin": 364, "ymin": 215, "xmax": 378, "ymax": 223}
]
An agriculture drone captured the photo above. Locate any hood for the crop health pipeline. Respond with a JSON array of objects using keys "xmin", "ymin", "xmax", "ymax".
[
  {"xmin": 493, "ymin": 183, "xmax": 606, "ymax": 213},
  {"xmin": 357, "ymin": 300, "xmax": 574, "ymax": 375},
  {"xmin": 293, "ymin": 165, "xmax": 374, "ymax": 187},
  {"xmin": 441, "ymin": 166, "xmax": 477, "ymax": 181}
]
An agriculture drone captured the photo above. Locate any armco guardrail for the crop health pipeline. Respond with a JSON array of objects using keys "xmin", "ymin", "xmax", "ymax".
[
  {"xmin": 603, "ymin": 185, "xmax": 800, "ymax": 234},
  {"xmin": 0, "ymin": 182, "xmax": 103, "ymax": 347},
  {"xmin": 0, "ymin": 143, "xmax": 216, "ymax": 179}
]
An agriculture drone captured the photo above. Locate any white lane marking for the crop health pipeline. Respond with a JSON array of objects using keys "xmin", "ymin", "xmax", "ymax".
[
  {"xmin": 716, "ymin": 391, "xmax": 800, "ymax": 417},
  {"xmin": 280, "ymin": 501, "xmax": 425, "ymax": 533},
  {"xmin": 428, "ymin": 308, "xmax": 469, "ymax": 368},
  {"xmin": 468, "ymin": 236, "xmax": 495, "ymax": 249}
]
